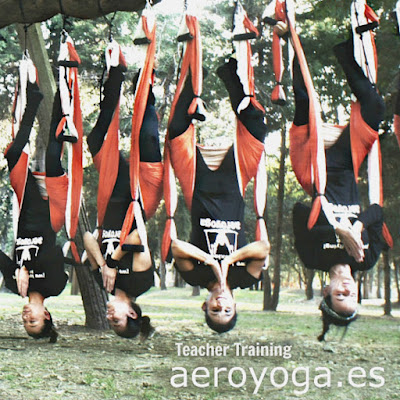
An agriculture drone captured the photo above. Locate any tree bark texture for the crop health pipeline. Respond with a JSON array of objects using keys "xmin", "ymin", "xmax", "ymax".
[
  {"xmin": 394, "ymin": 259, "xmax": 400, "ymax": 304},
  {"xmin": 262, "ymin": 271, "xmax": 272, "ymax": 311},
  {"xmin": 75, "ymin": 202, "xmax": 109, "ymax": 330},
  {"xmin": 376, "ymin": 262, "xmax": 382, "ymax": 299},
  {"xmin": 383, "ymin": 251, "xmax": 391, "ymax": 316},
  {"xmin": 305, "ymin": 268, "xmax": 314, "ymax": 300},
  {"xmin": 264, "ymin": 119, "xmax": 286, "ymax": 311},
  {"xmin": 191, "ymin": 286, "xmax": 200, "ymax": 297},
  {"xmin": 159, "ymin": 259, "xmax": 167, "ymax": 291},
  {"xmin": 1, "ymin": 0, "xmax": 161, "ymax": 29},
  {"xmin": 16, "ymin": 23, "xmax": 56, "ymax": 170}
]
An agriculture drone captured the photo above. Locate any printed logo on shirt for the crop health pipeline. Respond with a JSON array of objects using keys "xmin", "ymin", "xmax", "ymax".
[
  {"xmin": 200, "ymin": 218, "xmax": 241, "ymax": 231},
  {"xmin": 328, "ymin": 203, "xmax": 360, "ymax": 223},
  {"xmin": 323, "ymin": 237, "xmax": 369, "ymax": 251},
  {"xmin": 102, "ymin": 230, "xmax": 121, "ymax": 259},
  {"xmin": 15, "ymin": 236, "xmax": 43, "ymax": 267},
  {"xmin": 12, "ymin": 270, "xmax": 46, "ymax": 280},
  {"xmin": 204, "ymin": 229, "xmax": 239, "ymax": 260},
  {"xmin": 118, "ymin": 268, "xmax": 130, "ymax": 275},
  {"xmin": 29, "ymin": 271, "xmax": 46, "ymax": 279}
]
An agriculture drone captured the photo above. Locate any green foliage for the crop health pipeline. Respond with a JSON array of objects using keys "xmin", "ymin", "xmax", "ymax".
[
  {"xmin": 0, "ymin": 25, "xmax": 22, "ymax": 119},
  {"xmin": 1, "ymin": 0, "xmax": 400, "ymax": 286}
]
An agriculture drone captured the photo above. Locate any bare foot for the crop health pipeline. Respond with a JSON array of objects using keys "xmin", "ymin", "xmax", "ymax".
[{"xmin": 274, "ymin": 21, "xmax": 288, "ymax": 37}]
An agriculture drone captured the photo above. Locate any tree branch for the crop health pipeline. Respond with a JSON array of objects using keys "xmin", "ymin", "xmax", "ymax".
[{"xmin": 0, "ymin": 0, "xmax": 161, "ymax": 29}]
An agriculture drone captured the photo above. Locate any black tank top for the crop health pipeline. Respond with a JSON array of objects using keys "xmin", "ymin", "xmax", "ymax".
[
  {"xmin": 324, "ymin": 126, "xmax": 360, "ymax": 222},
  {"xmin": 190, "ymin": 146, "xmax": 246, "ymax": 260}
]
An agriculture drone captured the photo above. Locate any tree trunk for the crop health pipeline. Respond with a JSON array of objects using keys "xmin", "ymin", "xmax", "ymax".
[
  {"xmin": 394, "ymin": 259, "xmax": 400, "ymax": 304},
  {"xmin": 376, "ymin": 262, "xmax": 382, "ymax": 299},
  {"xmin": 383, "ymin": 251, "xmax": 391, "ymax": 316},
  {"xmin": 17, "ymin": 25, "xmax": 109, "ymax": 329},
  {"xmin": 192, "ymin": 286, "xmax": 200, "ymax": 296},
  {"xmin": 174, "ymin": 270, "xmax": 185, "ymax": 288},
  {"xmin": 1, "ymin": 0, "xmax": 161, "ymax": 29},
  {"xmin": 75, "ymin": 203, "xmax": 109, "ymax": 330},
  {"xmin": 357, "ymin": 272, "xmax": 363, "ymax": 304},
  {"xmin": 263, "ymin": 119, "xmax": 286, "ymax": 311},
  {"xmin": 362, "ymin": 270, "xmax": 371, "ymax": 300},
  {"xmin": 159, "ymin": 259, "xmax": 167, "ymax": 291},
  {"xmin": 319, "ymin": 272, "xmax": 325, "ymax": 296},
  {"xmin": 70, "ymin": 269, "xmax": 80, "ymax": 295},
  {"xmin": 305, "ymin": 268, "xmax": 314, "ymax": 300},
  {"xmin": 263, "ymin": 270, "xmax": 272, "ymax": 311},
  {"xmin": 16, "ymin": 23, "xmax": 56, "ymax": 167}
]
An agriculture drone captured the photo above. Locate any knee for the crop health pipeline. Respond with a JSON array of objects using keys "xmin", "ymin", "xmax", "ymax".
[
  {"xmin": 258, "ymin": 239, "xmax": 271, "ymax": 259},
  {"xmin": 170, "ymin": 239, "xmax": 179, "ymax": 255},
  {"xmin": 362, "ymin": 92, "xmax": 385, "ymax": 130}
]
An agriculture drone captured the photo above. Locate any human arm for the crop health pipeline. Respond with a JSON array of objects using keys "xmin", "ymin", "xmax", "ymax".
[
  {"xmin": 336, "ymin": 204, "xmax": 383, "ymax": 263},
  {"xmin": 83, "ymin": 231, "xmax": 115, "ymax": 293},
  {"xmin": 171, "ymin": 239, "xmax": 224, "ymax": 285},
  {"xmin": 220, "ymin": 240, "xmax": 270, "ymax": 281},
  {"xmin": 293, "ymin": 201, "xmax": 364, "ymax": 262},
  {"xmin": 112, "ymin": 230, "xmax": 151, "ymax": 273},
  {"xmin": 15, "ymin": 266, "xmax": 29, "ymax": 298}
]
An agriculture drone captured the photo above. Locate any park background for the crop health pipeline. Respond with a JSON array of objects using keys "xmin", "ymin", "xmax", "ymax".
[{"xmin": 0, "ymin": 0, "xmax": 399, "ymax": 399}]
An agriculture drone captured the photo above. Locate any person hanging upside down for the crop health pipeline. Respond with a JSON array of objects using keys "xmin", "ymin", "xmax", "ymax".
[
  {"xmin": 169, "ymin": 58, "xmax": 270, "ymax": 333},
  {"xmin": 83, "ymin": 65, "xmax": 162, "ymax": 340},
  {"xmin": 0, "ymin": 83, "xmax": 70, "ymax": 343},
  {"xmin": 290, "ymin": 37, "xmax": 386, "ymax": 340}
]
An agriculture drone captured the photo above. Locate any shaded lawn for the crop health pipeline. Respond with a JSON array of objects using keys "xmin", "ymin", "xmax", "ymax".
[{"xmin": 0, "ymin": 287, "xmax": 399, "ymax": 400}]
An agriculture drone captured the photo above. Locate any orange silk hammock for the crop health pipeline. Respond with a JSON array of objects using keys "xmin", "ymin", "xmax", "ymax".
[
  {"xmin": 161, "ymin": 1, "xmax": 269, "ymax": 263},
  {"xmin": 264, "ymin": 0, "xmax": 392, "ymax": 247}
]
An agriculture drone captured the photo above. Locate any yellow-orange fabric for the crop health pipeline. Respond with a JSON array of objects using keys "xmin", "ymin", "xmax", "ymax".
[{"xmin": 120, "ymin": 14, "xmax": 157, "ymax": 244}]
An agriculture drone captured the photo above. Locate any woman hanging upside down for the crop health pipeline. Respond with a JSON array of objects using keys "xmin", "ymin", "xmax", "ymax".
[
  {"xmin": 83, "ymin": 64, "xmax": 162, "ymax": 340},
  {"xmin": 0, "ymin": 83, "xmax": 70, "ymax": 343},
  {"xmin": 169, "ymin": 57, "xmax": 270, "ymax": 333},
  {"xmin": 290, "ymin": 37, "xmax": 386, "ymax": 341}
]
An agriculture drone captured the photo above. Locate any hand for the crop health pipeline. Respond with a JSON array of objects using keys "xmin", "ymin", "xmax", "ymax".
[
  {"xmin": 101, "ymin": 264, "xmax": 117, "ymax": 293},
  {"xmin": 205, "ymin": 256, "xmax": 224, "ymax": 286},
  {"xmin": 335, "ymin": 225, "xmax": 364, "ymax": 263},
  {"xmin": 16, "ymin": 266, "xmax": 29, "ymax": 298},
  {"xmin": 220, "ymin": 258, "xmax": 230, "ymax": 283},
  {"xmin": 352, "ymin": 220, "xmax": 364, "ymax": 238}
]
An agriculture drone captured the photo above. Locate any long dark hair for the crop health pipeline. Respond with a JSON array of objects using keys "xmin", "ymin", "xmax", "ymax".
[
  {"xmin": 114, "ymin": 301, "xmax": 154, "ymax": 341},
  {"xmin": 204, "ymin": 308, "xmax": 237, "ymax": 333},
  {"xmin": 318, "ymin": 295, "xmax": 358, "ymax": 341},
  {"xmin": 27, "ymin": 309, "xmax": 58, "ymax": 344}
]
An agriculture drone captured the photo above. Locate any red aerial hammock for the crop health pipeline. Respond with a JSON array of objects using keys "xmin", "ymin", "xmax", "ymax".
[
  {"xmin": 262, "ymin": 0, "xmax": 290, "ymax": 105},
  {"xmin": 93, "ymin": 38, "xmax": 126, "ymax": 241},
  {"xmin": 161, "ymin": 1, "xmax": 203, "ymax": 262},
  {"xmin": 350, "ymin": 0, "xmax": 392, "ymax": 247},
  {"xmin": 231, "ymin": 1, "xmax": 269, "ymax": 250},
  {"xmin": 120, "ymin": 3, "xmax": 163, "ymax": 246},
  {"xmin": 45, "ymin": 30, "xmax": 84, "ymax": 262},
  {"xmin": 161, "ymin": 0, "xmax": 268, "ymax": 263},
  {"xmin": 119, "ymin": 3, "xmax": 159, "ymax": 246},
  {"xmin": 264, "ymin": 0, "xmax": 330, "ymax": 230},
  {"xmin": 9, "ymin": 52, "xmax": 38, "ymax": 240},
  {"xmin": 264, "ymin": 0, "xmax": 392, "ymax": 247}
]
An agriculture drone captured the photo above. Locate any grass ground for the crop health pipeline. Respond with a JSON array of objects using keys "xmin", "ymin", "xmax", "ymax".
[{"xmin": 0, "ymin": 286, "xmax": 399, "ymax": 400}]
